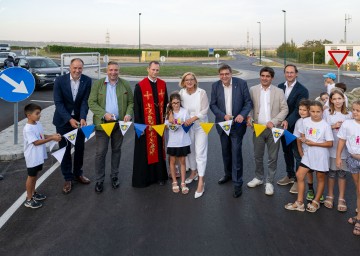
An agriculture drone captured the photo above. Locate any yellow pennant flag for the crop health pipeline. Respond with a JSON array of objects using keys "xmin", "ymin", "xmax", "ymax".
[
  {"xmin": 152, "ymin": 124, "xmax": 166, "ymax": 137},
  {"xmin": 100, "ymin": 122, "xmax": 116, "ymax": 137},
  {"xmin": 254, "ymin": 123, "xmax": 267, "ymax": 137},
  {"xmin": 200, "ymin": 122, "xmax": 214, "ymax": 135}
]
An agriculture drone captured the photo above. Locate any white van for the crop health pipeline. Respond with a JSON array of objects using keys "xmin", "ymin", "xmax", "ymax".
[{"xmin": 0, "ymin": 43, "xmax": 11, "ymax": 52}]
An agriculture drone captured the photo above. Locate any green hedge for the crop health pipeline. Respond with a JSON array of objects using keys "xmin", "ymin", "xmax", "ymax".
[{"xmin": 46, "ymin": 45, "xmax": 227, "ymax": 57}]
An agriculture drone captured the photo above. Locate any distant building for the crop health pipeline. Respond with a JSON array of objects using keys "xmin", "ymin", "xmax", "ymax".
[{"xmin": 324, "ymin": 43, "xmax": 360, "ymax": 64}]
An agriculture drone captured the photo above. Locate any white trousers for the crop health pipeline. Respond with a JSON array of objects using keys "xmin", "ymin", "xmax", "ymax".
[{"xmin": 186, "ymin": 123, "xmax": 208, "ymax": 177}]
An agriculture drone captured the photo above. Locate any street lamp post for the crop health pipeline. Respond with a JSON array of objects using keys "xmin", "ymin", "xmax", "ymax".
[
  {"xmin": 282, "ymin": 10, "xmax": 286, "ymax": 66},
  {"xmin": 138, "ymin": 13, "xmax": 141, "ymax": 63},
  {"xmin": 257, "ymin": 21, "xmax": 261, "ymax": 65}
]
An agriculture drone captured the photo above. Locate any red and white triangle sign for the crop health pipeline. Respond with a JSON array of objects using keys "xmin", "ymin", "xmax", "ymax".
[{"xmin": 328, "ymin": 50, "xmax": 350, "ymax": 68}]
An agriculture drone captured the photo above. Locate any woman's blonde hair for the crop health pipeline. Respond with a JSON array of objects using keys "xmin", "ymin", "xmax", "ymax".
[{"xmin": 179, "ymin": 72, "xmax": 198, "ymax": 89}]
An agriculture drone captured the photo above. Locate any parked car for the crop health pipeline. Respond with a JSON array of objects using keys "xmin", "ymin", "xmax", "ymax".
[
  {"xmin": 0, "ymin": 52, "xmax": 16, "ymax": 69},
  {"xmin": 15, "ymin": 56, "xmax": 64, "ymax": 89},
  {"xmin": 0, "ymin": 43, "xmax": 11, "ymax": 52}
]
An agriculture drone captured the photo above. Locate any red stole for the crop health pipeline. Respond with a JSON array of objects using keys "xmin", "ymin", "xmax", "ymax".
[{"xmin": 139, "ymin": 78, "xmax": 166, "ymax": 164}]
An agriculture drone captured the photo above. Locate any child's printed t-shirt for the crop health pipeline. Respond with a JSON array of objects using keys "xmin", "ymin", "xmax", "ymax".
[
  {"xmin": 165, "ymin": 107, "xmax": 191, "ymax": 148},
  {"xmin": 337, "ymin": 119, "xmax": 360, "ymax": 155},
  {"xmin": 299, "ymin": 117, "xmax": 334, "ymax": 172},
  {"xmin": 23, "ymin": 122, "xmax": 48, "ymax": 168}
]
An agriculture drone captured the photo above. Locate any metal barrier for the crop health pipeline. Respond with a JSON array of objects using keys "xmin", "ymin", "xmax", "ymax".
[{"xmin": 60, "ymin": 52, "xmax": 101, "ymax": 79}]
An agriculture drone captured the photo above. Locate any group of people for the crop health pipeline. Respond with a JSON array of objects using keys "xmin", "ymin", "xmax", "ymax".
[{"xmin": 21, "ymin": 59, "xmax": 360, "ymax": 236}]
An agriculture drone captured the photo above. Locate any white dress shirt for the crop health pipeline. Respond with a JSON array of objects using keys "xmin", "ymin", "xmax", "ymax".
[
  {"xmin": 258, "ymin": 85, "xmax": 272, "ymax": 125},
  {"xmin": 284, "ymin": 80, "xmax": 296, "ymax": 100},
  {"xmin": 70, "ymin": 74, "xmax": 81, "ymax": 115},
  {"xmin": 222, "ymin": 79, "xmax": 232, "ymax": 116}
]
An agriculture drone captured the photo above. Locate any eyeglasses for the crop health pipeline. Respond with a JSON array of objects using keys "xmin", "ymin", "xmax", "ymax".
[
  {"xmin": 219, "ymin": 73, "xmax": 231, "ymax": 77},
  {"xmin": 171, "ymin": 102, "xmax": 180, "ymax": 105},
  {"xmin": 185, "ymin": 78, "xmax": 195, "ymax": 82}
]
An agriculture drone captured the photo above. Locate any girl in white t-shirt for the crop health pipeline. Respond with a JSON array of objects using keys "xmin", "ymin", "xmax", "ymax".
[
  {"xmin": 285, "ymin": 101, "xmax": 333, "ymax": 213},
  {"xmin": 336, "ymin": 100, "xmax": 360, "ymax": 236},
  {"xmin": 323, "ymin": 89, "xmax": 352, "ymax": 212},
  {"xmin": 165, "ymin": 92, "xmax": 191, "ymax": 194}
]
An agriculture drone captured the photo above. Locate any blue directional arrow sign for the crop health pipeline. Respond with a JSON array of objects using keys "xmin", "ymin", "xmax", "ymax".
[{"xmin": 0, "ymin": 67, "xmax": 35, "ymax": 103}]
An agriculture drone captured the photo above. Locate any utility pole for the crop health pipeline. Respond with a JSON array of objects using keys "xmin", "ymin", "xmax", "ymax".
[{"xmin": 344, "ymin": 14, "xmax": 352, "ymax": 43}]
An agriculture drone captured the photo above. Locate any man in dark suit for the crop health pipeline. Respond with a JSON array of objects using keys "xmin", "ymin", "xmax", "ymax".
[
  {"xmin": 277, "ymin": 64, "xmax": 309, "ymax": 193},
  {"xmin": 53, "ymin": 58, "xmax": 92, "ymax": 194},
  {"xmin": 210, "ymin": 64, "xmax": 253, "ymax": 198}
]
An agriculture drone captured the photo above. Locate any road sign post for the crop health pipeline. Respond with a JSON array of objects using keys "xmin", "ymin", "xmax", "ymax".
[
  {"xmin": 0, "ymin": 67, "xmax": 35, "ymax": 144},
  {"xmin": 328, "ymin": 50, "xmax": 350, "ymax": 83}
]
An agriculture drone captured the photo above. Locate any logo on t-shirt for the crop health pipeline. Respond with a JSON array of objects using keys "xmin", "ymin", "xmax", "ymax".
[
  {"xmin": 306, "ymin": 127, "xmax": 320, "ymax": 139},
  {"xmin": 348, "ymin": 135, "xmax": 360, "ymax": 145}
]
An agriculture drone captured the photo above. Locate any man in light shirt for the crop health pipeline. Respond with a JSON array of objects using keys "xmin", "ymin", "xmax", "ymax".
[
  {"xmin": 210, "ymin": 64, "xmax": 253, "ymax": 198},
  {"xmin": 53, "ymin": 58, "xmax": 92, "ymax": 194},
  {"xmin": 247, "ymin": 67, "xmax": 288, "ymax": 196},
  {"xmin": 277, "ymin": 64, "xmax": 309, "ymax": 194}
]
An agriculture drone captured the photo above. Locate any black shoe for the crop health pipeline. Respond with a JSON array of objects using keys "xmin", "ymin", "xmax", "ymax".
[
  {"xmin": 95, "ymin": 182, "xmax": 104, "ymax": 193},
  {"xmin": 0, "ymin": 174, "xmax": 4, "ymax": 180},
  {"xmin": 158, "ymin": 180, "xmax": 166, "ymax": 186},
  {"xmin": 112, "ymin": 177, "xmax": 120, "ymax": 189},
  {"xmin": 218, "ymin": 175, "xmax": 231, "ymax": 185},
  {"xmin": 233, "ymin": 186, "xmax": 243, "ymax": 198}
]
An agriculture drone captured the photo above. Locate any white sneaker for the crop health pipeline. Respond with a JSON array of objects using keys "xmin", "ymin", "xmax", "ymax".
[
  {"xmin": 247, "ymin": 178, "xmax": 263, "ymax": 188},
  {"xmin": 265, "ymin": 183, "xmax": 274, "ymax": 195}
]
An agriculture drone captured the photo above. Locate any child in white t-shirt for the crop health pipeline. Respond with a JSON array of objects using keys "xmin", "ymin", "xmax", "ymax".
[
  {"xmin": 323, "ymin": 89, "xmax": 352, "ymax": 212},
  {"xmin": 336, "ymin": 100, "xmax": 360, "ymax": 236},
  {"xmin": 285, "ymin": 101, "xmax": 333, "ymax": 213},
  {"xmin": 165, "ymin": 92, "xmax": 191, "ymax": 194},
  {"xmin": 23, "ymin": 103, "xmax": 61, "ymax": 209}
]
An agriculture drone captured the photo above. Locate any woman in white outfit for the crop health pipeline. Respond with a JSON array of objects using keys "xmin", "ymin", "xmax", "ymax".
[{"xmin": 179, "ymin": 72, "xmax": 209, "ymax": 198}]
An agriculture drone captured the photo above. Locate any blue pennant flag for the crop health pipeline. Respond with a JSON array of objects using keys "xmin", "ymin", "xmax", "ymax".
[
  {"xmin": 81, "ymin": 124, "xmax": 95, "ymax": 139},
  {"xmin": 181, "ymin": 123, "xmax": 194, "ymax": 133},
  {"xmin": 284, "ymin": 130, "xmax": 297, "ymax": 146},
  {"xmin": 134, "ymin": 123, "xmax": 147, "ymax": 138}
]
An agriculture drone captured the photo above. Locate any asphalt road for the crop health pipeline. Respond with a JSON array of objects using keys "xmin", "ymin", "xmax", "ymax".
[{"xmin": 1, "ymin": 55, "xmax": 360, "ymax": 255}]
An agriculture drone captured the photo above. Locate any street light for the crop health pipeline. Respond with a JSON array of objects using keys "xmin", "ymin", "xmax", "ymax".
[
  {"xmin": 139, "ymin": 13, "xmax": 141, "ymax": 63},
  {"xmin": 282, "ymin": 10, "xmax": 286, "ymax": 66},
  {"xmin": 257, "ymin": 21, "xmax": 261, "ymax": 65}
]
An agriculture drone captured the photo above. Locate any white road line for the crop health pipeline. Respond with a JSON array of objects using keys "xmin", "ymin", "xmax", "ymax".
[
  {"xmin": 0, "ymin": 132, "xmax": 95, "ymax": 230},
  {"xmin": 30, "ymin": 100, "xmax": 54, "ymax": 103}
]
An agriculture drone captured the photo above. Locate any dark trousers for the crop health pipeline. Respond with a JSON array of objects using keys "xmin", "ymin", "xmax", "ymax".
[
  {"xmin": 280, "ymin": 133, "xmax": 295, "ymax": 179},
  {"xmin": 219, "ymin": 124, "xmax": 247, "ymax": 187},
  {"xmin": 57, "ymin": 124, "xmax": 85, "ymax": 181},
  {"xmin": 95, "ymin": 123, "xmax": 123, "ymax": 182}
]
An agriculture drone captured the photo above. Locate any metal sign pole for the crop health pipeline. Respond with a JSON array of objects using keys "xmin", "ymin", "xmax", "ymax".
[
  {"xmin": 14, "ymin": 102, "xmax": 18, "ymax": 144},
  {"xmin": 337, "ymin": 68, "xmax": 340, "ymax": 83}
]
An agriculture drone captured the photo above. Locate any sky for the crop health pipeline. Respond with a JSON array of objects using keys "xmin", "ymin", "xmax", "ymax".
[{"xmin": 1, "ymin": 0, "xmax": 359, "ymax": 47}]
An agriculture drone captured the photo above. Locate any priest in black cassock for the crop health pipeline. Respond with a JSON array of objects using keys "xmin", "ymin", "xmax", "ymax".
[{"xmin": 132, "ymin": 61, "xmax": 169, "ymax": 188}]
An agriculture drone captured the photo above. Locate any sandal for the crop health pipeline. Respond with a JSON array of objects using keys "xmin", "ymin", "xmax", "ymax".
[
  {"xmin": 324, "ymin": 196, "xmax": 334, "ymax": 209},
  {"xmin": 181, "ymin": 183, "xmax": 189, "ymax": 195},
  {"xmin": 353, "ymin": 220, "xmax": 360, "ymax": 236},
  {"xmin": 285, "ymin": 201, "xmax": 305, "ymax": 212},
  {"xmin": 306, "ymin": 200, "xmax": 320, "ymax": 213},
  {"xmin": 337, "ymin": 198, "xmax": 347, "ymax": 212},
  {"xmin": 172, "ymin": 182, "xmax": 179, "ymax": 193},
  {"xmin": 348, "ymin": 216, "xmax": 358, "ymax": 225}
]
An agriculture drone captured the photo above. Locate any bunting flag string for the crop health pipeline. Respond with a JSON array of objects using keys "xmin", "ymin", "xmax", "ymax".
[
  {"xmin": 63, "ymin": 128, "xmax": 78, "ymax": 146},
  {"xmin": 119, "ymin": 121, "xmax": 132, "ymax": 136},
  {"xmin": 218, "ymin": 120, "xmax": 233, "ymax": 136},
  {"xmin": 199, "ymin": 122, "xmax": 214, "ymax": 135},
  {"xmin": 48, "ymin": 140, "xmax": 57, "ymax": 151},
  {"xmin": 181, "ymin": 123, "xmax": 194, "ymax": 133},
  {"xmin": 81, "ymin": 124, "xmax": 95, "ymax": 140},
  {"xmin": 271, "ymin": 127, "xmax": 285, "ymax": 143},
  {"xmin": 100, "ymin": 122, "xmax": 116, "ymax": 137},
  {"xmin": 284, "ymin": 130, "xmax": 297, "ymax": 146},
  {"xmin": 253, "ymin": 123, "xmax": 267, "ymax": 137},
  {"xmin": 152, "ymin": 124, "xmax": 166, "ymax": 137},
  {"xmin": 134, "ymin": 123, "xmax": 147, "ymax": 138},
  {"xmin": 52, "ymin": 147, "xmax": 66, "ymax": 163},
  {"xmin": 167, "ymin": 123, "xmax": 180, "ymax": 132}
]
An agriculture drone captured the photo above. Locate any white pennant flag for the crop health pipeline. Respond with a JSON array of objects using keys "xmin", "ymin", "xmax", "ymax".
[
  {"xmin": 48, "ymin": 141, "xmax": 57, "ymax": 151},
  {"xmin": 167, "ymin": 123, "xmax": 180, "ymax": 132},
  {"xmin": 218, "ymin": 120, "xmax": 233, "ymax": 136},
  {"xmin": 63, "ymin": 128, "xmax": 78, "ymax": 146},
  {"xmin": 271, "ymin": 127, "xmax": 285, "ymax": 143},
  {"xmin": 52, "ymin": 147, "xmax": 66, "ymax": 163},
  {"xmin": 118, "ymin": 121, "xmax": 132, "ymax": 136}
]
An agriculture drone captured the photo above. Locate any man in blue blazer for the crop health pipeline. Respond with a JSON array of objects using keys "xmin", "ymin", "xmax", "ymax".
[
  {"xmin": 210, "ymin": 64, "xmax": 253, "ymax": 198},
  {"xmin": 277, "ymin": 64, "xmax": 309, "ymax": 193},
  {"xmin": 53, "ymin": 58, "xmax": 92, "ymax": 194}
]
